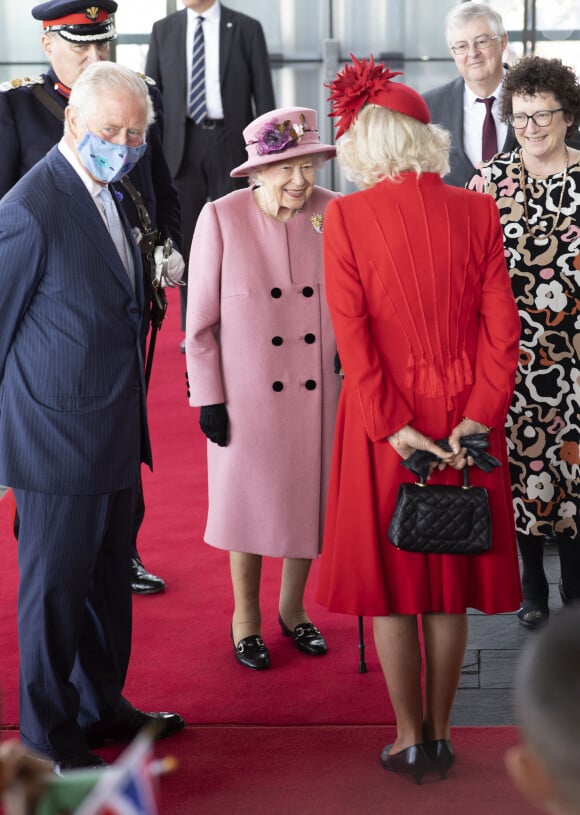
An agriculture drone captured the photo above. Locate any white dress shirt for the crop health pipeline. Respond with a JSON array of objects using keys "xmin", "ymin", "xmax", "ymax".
[{"xmin": 186, "ymin": 1, "xmax": 224, "ymax": 120}]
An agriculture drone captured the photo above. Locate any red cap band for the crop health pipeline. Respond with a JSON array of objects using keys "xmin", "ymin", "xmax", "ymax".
[{"xmin": 43, "ymin": 9, "xmax": 110, "ymax": 28}]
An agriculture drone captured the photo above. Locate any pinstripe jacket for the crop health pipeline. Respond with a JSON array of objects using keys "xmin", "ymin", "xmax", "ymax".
[{"xmin": 0, "ymin": 145, "xmax": 152, "ymax": 494}]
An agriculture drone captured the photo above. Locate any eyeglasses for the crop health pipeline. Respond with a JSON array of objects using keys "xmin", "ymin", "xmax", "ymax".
[
  {"xmin": 507, "ymin": 109, "xmax": 564, "ymax": 129},
  {"xmin": 449, "ymin": 35, "xmax": 501, "ymax": 55}
]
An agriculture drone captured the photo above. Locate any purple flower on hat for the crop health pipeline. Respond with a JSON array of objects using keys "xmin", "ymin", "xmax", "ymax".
[{"xmin": 255, "ymin": 115, "xmax": 306, "ymax": 156}]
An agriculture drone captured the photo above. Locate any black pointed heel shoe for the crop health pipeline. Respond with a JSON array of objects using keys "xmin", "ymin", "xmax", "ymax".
[
  {"xmin": 231, "ymin": 630, "xmax": 270, "ymax": 670},
  {"xmin": 424, "ymin": 739, "xmax": 455, "ymax": 779},
  {"xmin": 380, "ymin": 743, "xmax": 428, "ymax": 785},
  {"xmin": 278, "ymin": 615, "xmax": 327, "ymax": 656}
]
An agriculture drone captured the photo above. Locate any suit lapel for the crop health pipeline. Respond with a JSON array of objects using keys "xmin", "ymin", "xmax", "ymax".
[
  {"xmin": 450, "ymin": 79, "xmax": 471, "ymax": 167},
  {"xmin": 117, "ymin": 196, "xmax": 145, "ymax": 311},
  {"xmin": 219, "ymin": 6, "xmax": 234, "ymax": 83},
  {"xmin": 172, "ymin": 9, "xmax": 188, "ymax": 117},
  {"xmin": 48, "ymin": 148, "xmax": 137, "ymax": 299}
]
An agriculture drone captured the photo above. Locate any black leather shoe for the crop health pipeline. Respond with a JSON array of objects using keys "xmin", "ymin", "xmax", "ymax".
[
  {"xmin": 380, "ymin": 743, "xmax": 428, "ymax": 785},
  {"xmin": 131, "ymin": 556, "xmax": 166, "ymax": 595},
  {"xmin": 424, "ymin": 739, "xmax": 455, "ymax": 779},
  {"xmin": 517, "ymin": 600, "xmax": 549, "ymax": 630},
  {"xmin": 86, "ymin": 708, "xmax": 185, "ymax": 747},
  {"xmin": 232, "ymin": 631, "xmax": 270, "ymax": 670},
  {"xmin": 278, "ymin": 615, "xmax": 327, "ymax": 655},
  {"xmin": 55, "ymin": 751, "xmax": 108, "ymax": 774}
]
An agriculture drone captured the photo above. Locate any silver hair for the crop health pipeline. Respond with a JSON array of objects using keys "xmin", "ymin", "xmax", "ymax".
[
  {"xmin": 445, "ymin": 2, "xmax": 506, "ymax": 42},
  {"xmin": 67, "ymin": 61, "xmax": 155, "ymax": 129}
]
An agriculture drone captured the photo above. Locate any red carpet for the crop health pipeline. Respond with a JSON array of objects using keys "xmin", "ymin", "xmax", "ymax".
[
  {"xmin": 0, "ymin": 289, "xmax": 388, "ymax": 729},
  {"xmin": 0, "ymin": 293, "xmax": 533, "ymax": 813},
  {"xmin": 91, "ymin": 725, "xmax": 533, "ymax": 814},
  {"xmin": 157, "ymin": 725, "xmax": 532, "ymax": 815}
]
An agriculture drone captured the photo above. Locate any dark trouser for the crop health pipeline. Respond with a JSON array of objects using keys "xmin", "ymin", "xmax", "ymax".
[
  {"xmin": 15, "ymin": 478, "xmax": 144, "ymax": 562},
  {"xmin": 14, "ymin": 486, "xmax": 135, "ymax": 760},
  {"xmin": 517, "ymin": 532, "xmax": 580, "ymax": 605},
  {"xmin": 130, "ymin": 474, "xmax": 145, "ymax": 560},
  {"xmin": 175, "ymin": 119, "xmax": 243, "ymax": 329}
]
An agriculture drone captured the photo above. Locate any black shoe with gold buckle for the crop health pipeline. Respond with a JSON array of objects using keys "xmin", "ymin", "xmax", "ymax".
[
  {"xmin": 231, "ymin": 631, "xmax": 270, "ymax": 670},
  {"xmin": 278, "ymin": 615, "xmax": 327, "ymax": 655}
]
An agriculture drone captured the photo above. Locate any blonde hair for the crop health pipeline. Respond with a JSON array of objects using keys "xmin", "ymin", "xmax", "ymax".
[{"xmin": 336, "ymin": 104, "xmax": 450, "ymax": 189}]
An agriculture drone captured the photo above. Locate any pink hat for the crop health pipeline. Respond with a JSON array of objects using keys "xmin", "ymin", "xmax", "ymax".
[
  {"xmin": 327, "ymin": 54, "xmax": 430, "ymax": 139},
  {"xmin": 230, "ymin": 107, "xmax": 336, "ymax": 178}
]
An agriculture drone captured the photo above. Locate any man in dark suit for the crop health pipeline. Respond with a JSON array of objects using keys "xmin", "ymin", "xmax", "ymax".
[
  {"xmin": 423, "ymin": 2, "xmax": 516, "ymax": 187},
  {"xmin": 0, "ymin": 61, "xmax": 184, "ymax": 770},
  {"xmin": 0, "ymin": 0, "xmax": 183, "ymax": 594},
  {"xmin": 145, "ymin": 0, "xmax": 275, "ymax": 344}
]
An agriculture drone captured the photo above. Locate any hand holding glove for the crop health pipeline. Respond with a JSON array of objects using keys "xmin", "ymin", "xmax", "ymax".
[
  {"xmin": 388, "ymin": 424, "xmax": 453, "ymax": 466},
  {"xmin": 199, "ymin": 403, "xmax": 229, "ymax": 447},
  {"xmin": 153, "ymin": 245, "xmax": 185, "ymax": 287}
]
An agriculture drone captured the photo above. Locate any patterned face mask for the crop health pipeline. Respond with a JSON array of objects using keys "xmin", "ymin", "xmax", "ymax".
[{"xmin": 76, "ymin": 130, "xmax": 147, "ymax": 184}]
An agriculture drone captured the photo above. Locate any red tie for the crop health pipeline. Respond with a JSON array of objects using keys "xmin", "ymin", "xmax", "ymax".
[{"xmin": 476, "ymin": 96, "xmax": 498, "ymax": 162}]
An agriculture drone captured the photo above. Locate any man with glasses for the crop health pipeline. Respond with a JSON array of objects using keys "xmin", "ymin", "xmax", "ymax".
[{"xmin": 423, "ymin": 2, "xmax": 515, "ymax": 187}]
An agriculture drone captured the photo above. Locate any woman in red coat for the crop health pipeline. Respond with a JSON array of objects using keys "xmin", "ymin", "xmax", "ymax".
[{"xmin": 318, "ymin": 57, "xmax": 522, "ymax": 783}]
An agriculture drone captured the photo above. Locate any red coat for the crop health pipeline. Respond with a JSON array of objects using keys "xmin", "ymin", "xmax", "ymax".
[{"xmin": 317, "ymin": 173, "xmax": 522, "ymax": 616}]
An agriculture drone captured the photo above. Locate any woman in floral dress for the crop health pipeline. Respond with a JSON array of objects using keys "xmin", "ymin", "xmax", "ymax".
[{"xmin": 468, "ymin": 56, "xmax": 580, "ymax": 628}]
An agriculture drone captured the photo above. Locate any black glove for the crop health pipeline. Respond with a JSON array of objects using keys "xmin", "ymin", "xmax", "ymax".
[
  {"xmin": 199, "ymin": 403, "xmax": 229, "ymax": 447},
  {"xmin": 401, "ymin": 433, "xmax": 500, "ymax": 480},
  {"xmin": 334, "ymin": 351, "xmax": 342, "ymax": 375}
]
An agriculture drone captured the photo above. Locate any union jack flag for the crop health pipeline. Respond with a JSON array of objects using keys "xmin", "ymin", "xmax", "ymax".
[{"xmin": 73, "ymin": 730, "xmax": 159, "ymax": 815}]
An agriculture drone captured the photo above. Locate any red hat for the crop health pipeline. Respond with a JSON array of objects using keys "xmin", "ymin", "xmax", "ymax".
[{"xmin": 326, "ymin": 54, "xmax": 430, "ymax": 139}]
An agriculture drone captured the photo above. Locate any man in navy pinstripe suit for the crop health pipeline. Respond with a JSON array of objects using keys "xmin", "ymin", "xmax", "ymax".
[{"xmin": 0, "ymin": 62, "xmax": 183, "ymax": 770}]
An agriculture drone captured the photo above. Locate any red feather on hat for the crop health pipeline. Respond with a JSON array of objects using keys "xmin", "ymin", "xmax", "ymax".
[{"xmin": 326, "ymin": 54, "xmax": 403, "ymax": 139}]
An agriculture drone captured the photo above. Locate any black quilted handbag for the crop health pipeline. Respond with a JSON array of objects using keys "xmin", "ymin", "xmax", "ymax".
[{"xmin": 387, "ymin": 434, "xmax": 499, "ymax": 555}]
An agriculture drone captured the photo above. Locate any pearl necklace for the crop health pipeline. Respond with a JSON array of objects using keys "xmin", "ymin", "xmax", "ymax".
[
  {"xmin": 256, "ymin": 186, "xmax": 303, "ymax": 221},
  {"xmin": 520, "ymin": 146, "xmax": 569, "ymax": 245}
]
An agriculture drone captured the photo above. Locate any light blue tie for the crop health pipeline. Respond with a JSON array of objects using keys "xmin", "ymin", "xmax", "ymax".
[
  {"xmin": 188, "ymin": 16, "xmax": 207, "ymax": 124},
  {"xmin": 99, "ymin": 187, "xmax": 134, "ymax": 290}
]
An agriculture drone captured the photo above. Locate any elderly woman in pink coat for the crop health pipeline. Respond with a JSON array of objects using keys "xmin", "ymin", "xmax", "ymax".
[{"xmin": 185, "ymin": 107, "xmax": 340, "ymax": 670}]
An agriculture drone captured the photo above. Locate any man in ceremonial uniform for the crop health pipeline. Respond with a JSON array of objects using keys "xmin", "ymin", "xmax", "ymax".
[{"xmin": 0, "ymin": 0, "xmax": 183, "ymax": 594}]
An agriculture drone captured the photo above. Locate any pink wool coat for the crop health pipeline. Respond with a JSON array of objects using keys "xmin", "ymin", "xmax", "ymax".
[{"xmin": 185, "ymin": 185, "xmax": 340, "ymax": 558}]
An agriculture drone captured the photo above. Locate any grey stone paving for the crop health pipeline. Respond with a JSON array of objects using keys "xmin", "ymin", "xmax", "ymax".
[{"xmin": 453, "ymin": 546, "xmax": 562, "ymax": 726}]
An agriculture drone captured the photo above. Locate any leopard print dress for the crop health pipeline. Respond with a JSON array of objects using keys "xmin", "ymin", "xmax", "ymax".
[{"xmin": 469, "ymin": 151, "xmax": 579, "ymax": 541}]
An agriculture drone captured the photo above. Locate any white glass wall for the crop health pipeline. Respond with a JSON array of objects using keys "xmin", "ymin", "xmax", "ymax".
[{"xmin": 1, "ymin": 0, "xmax": 578, "ymax": 190}]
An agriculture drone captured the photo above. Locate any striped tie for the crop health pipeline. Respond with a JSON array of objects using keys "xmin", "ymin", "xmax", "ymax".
[{"xmin": 188, "ymin": 16, "xmax": 207, "ymax": 124}]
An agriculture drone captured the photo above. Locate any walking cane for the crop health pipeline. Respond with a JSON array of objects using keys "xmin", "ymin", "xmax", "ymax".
[{"xmin": 358, "ymin": 615, "xmax": 368, "ymax": 673}]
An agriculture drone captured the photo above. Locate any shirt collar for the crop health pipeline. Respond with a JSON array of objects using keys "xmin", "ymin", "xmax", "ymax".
[
  {"xmin": 58, "ymin": 137, "xmax": 106, "ymax": 203},
  {"xmin": 465, "ymin": 78, "xmax": 504, "ymax": 109},
  {"xmin": 187, "ymin": 1, "xmax": 220, "ymax": 24}
]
